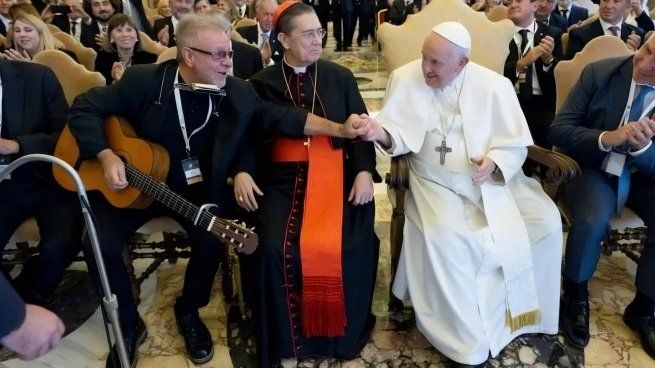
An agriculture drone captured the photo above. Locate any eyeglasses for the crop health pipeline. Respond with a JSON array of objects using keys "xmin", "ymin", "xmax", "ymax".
[
  {"xmin": 187, "ymin": 46, "xmax": 234, "ymax": 61},
  {"xmin": 297, "ymin": 28, "xmax": 327, "ymax": 41}
]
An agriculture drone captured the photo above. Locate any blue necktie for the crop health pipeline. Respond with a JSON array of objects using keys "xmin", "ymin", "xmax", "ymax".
[{"xmin": 616, "ymin": 85, "xmax": 652, "ymax": 213}]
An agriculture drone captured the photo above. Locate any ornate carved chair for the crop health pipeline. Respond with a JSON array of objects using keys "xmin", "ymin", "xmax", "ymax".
[
  {"xmin": 139, "ymin": 31, "xmax": 168, "ymax": 56},
  {"xmin": 553, "ymin": 36, "xmax": 646, "ymax": 262},
  {"xmin": 377, "ymin": 0, "xmax": 580, "ymax": 310}
]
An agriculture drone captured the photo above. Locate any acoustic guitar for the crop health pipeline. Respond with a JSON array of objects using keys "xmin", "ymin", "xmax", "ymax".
[{"xmin": 53, "ymin": 115, "xmax": 258, "ymax": 254}]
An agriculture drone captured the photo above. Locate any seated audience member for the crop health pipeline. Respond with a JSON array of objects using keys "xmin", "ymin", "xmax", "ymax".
[
  {"xmin": 549, "ymin": 34, "xmax": 655, "ymax": 358},
  {"xmin": 234, "ymin": 0, "xmax": 253, "ymax": 17},
  {"xmin": 151, "ymin": 0, "xmax": 193, "ymax": 46},
  {"xmin": 566, "ymin": 0, "xmax": 650, "ymax": 59},
  {"xmin": 478, "ymin": 0, "xmax": 501, "ymax": 12},
  {"xmin": 236, "ymin": 0, "xmax": 280, "ymax": 65},
  {"xmin": 95, "ymin": 13, "xmax": 157, "ymax": 84},
  {"xmin": 194, "ymin": 0, "xmax": 211, "ymax": 12},
  {"xmin": 217, "ymin": 0, "xmax": 240, "ymax": 22},
  {"xmin": 157, "ymin": 0, "xmax": 173, "ymax": 16},
  {"xmin": 66, "ymin": 12, "xmax": 366, "ymax": 367},
  {"xmin": 360, "ymin": 22, "xmax": 562, "ymax": 368},
  {"xmin": 210, "ymin": 9, "xmax": 263, "ymax": 78},
  {"xmin": 80, "ymin": 0, "xmax": 121, "ymax": 51},
  {"xmin": 0, "ymin": 59, "xmax": 83, "ymax": 306},
  {"xmin": 554, "ymin": 0, "xmax": 588, "ymax": 27},
  {"xmin": 626, "ymin": 0, "xmax": 654, "ymax": 32},
  {"xmin": 48, "ymin": 0, "xmax": 91, "ymax": 43},
  {"xmin": 535, "ymin": 0, "xmax": 567, "ymax": 33},
  {"xmin": 504, "ymin": 0, "xmax": 562, "ymax": 148},
  {"xmin": 2, "ymin": 13, "xmax": 78, "ymax": 62},
  {"xmin": 0, "ymin": 273, "xmax": 65, "ymax": 361},
  {"xmin": 0, "ymin": 0, "xmax": 16, "ymax": 36},
  {"xmin": 388, "ymin": 0, "xmax": 422, "ymax": 25}
]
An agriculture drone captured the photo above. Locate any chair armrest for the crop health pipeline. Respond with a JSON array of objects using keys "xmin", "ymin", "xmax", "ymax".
[
  {"xmin": 527, "ymin": 145, "xmax": 580, "ymax": 186},
  {"xmin": 385, "ymin": 154, "xmax": 410, "ymax": 191}
]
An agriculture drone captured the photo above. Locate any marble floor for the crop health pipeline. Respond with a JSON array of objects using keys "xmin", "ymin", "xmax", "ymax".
[{"xmin": 1, "ymin": 32, "xmax": 654, "ymax": 368}]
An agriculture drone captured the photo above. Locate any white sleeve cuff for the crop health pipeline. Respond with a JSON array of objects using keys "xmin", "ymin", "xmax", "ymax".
[
  {"xmin": 629, "ymin": 140, "xmax": 652, "ymax": 157},
  {"xmin": 598, "ymin": 132, "xmax": 612, "ymax": 152}
]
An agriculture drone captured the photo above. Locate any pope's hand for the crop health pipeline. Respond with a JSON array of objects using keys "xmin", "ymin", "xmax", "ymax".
[
  {"xmin": 234, "ymin": 172, "xmax": 263, "ymax": 212},
  {"xmin": 342, "ymin": 114, "xmax": 371, "ymax": 139},
  {"xmin": 348, "ymin": 171, "xmax": 374, "ymax": 205},
  {"xmin": 97, "ymin": 149, "xmax": 128, "ymax": 190},
  {"xmin": 471, "ymin": 156, "xmax": 497, "ymax": 186}
]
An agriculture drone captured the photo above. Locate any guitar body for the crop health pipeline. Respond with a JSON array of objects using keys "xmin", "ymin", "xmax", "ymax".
[{"xmin": 54, "ymin": 116, "xmax": 170, "ymax": 209}]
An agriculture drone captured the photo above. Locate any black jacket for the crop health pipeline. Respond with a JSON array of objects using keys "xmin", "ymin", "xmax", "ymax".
[
  {"xmin": 151, "ymin": 17, "xmax": 175, "ymax": 47},
  {"xmin": 232, "ymin": 40, "xmax": 264, "ymax": 80},
  {"xmin": 236, "ymin": 24, "xmax": 283, "ymax": 63},
  {"xmin": 567, "ymin": 19, "xmax": 645, "ymax": 59}
]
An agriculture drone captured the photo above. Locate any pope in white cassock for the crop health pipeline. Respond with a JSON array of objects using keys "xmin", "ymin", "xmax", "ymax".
[{"xmin": 361, "ymin": 22, "xmax": 563, "ymax": 367}]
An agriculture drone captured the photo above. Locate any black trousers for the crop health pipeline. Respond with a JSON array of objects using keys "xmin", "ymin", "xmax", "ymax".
[
  {"xmin": 0, "ymin": 180, "xmax": 83, "ymax": 303},
  {"xmin": 518, "ymin": 94, "xmax": 555, "ymax": 149},
  {"xmin": 332, "ymin": 2, "xmax": 353, "ymax": 49},
  {"xmin": 83, "ymin": 193, "xmax": 224, "ymax": 330}
]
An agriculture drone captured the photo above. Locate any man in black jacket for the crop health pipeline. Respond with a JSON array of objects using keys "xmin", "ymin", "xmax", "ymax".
[
  {"xmin": 237, "ymin": 0, "xmax": 282, "ymax": 64},
  {"xmin": 0, "ymin": 59, "xmax": 83, "ymax": 306},
  {"xmin": 79, "ymin": 0, "xmax": 121, "ymax": 51},
  {"xmin": 151, "ymin": 0, "xmax": 193, "ymax": 47},
  {"xmin": 67, "ymin": 13, "xmax": 369, "ymax": 368},
  {"xmin": 505, "ymin": 0, "xmax": 562, "ymax": 148},
  {"xmin": 566, "ymin": 0, "xmax": 652, "ymax": 59},
  {"xmin": 535, "ymin": 0, "xmax": 567, "ymax": 33}
]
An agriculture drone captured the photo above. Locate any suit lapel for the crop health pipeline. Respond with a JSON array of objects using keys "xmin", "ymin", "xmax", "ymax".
[
  {"xmin": 605, "ymin": 58, "xmax": 634, "ymax": 130},
  {"xmin": 0, "ymin": 62, "xmax": 24, "ymax": 138},
  {"xmin": 620, "ymin": 23, "xmax": 631, "ymax": 41}
]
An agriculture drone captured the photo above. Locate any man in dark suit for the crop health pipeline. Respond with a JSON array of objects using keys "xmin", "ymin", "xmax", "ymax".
[
  {"xmin": 0, "ymin": 60, "xmax": 83, "ymax": 306},
  {"xmin": 80, "ymin": 0, "xmax": 121, "ymax": 51},
  {"xmin": 0, "ymin": 273, "xmax": 65, "ymax": 361},
  {"xmin": 304, "ymin": 0, "xmax": 330, "ymax": 47},
  {"xmin": 388, "ymin": 0, "xmax": 413, "ymax": 25},
  {"xmin": 67, "ymin": 13, "xmax": 367, "ymax": 367},
  {"xmin": 505, "ymin": 0, "xmax": 562, "ymax": 148},
  {"xmin": 50, "ymin": 0, "xmax": 91, "ymax": 43},
  {"xmin": 566, "ymin": 0, "xmax": 651, "ymax": 59},
  {"xmin": 0, "ymin": 0, "xmax": 13, "ymax": 37},
  {"xmin": 236, "ymin": 0, "xmax": 282, "ymax": 65},
  {"xmin": 549, "ymin": 37, "xmax": 655, "ymax": 357},
  {"xmin": 235, "ymin": 0, "xmax": 255, "ymax": 18},
  {"xmin": 535, "ymin": 0, "xmax": 568, "ymax": 33},
  {"xmin": 151, "ymin": 0, "xmax": 193, "ymax": 47},
  {"xmin": 555, "ymin": 0, "xmax": 588, "ymax": 26}
]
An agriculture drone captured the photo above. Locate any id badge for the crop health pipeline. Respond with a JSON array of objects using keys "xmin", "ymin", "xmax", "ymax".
[
  {"xmin": 601, "ymin": 152, "xmax": 626, "ymax": 177},
  {"xmin": 182, "ymin": 157, "xmax": 203, "ymax": 185},
  {"xmin": 518, "ymin": 70, "xmax": 527, "ymax": 84}
]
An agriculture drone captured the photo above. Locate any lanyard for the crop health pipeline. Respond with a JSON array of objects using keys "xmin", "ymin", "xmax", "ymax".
[
  {"xmin": 173, "ymin": 67, "xmax": 213, "ymax": 156},
  {"xmin": 619, "ymin": 80, "xmax": 655, "ymax": 128}
]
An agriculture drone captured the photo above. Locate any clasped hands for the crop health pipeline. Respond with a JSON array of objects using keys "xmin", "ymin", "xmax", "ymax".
[{"xmin": 602, "ymin": 117, "xmax": 655, "ymax": 151}]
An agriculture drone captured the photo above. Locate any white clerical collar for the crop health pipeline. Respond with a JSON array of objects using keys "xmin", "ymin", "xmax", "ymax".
[
  {"xmin": 283, "ymin": 58, "xmax": 308, "ymax": 74},
  {"xmin": 599, "ymin": 17, "xmax": 623, "ymax": 32}
]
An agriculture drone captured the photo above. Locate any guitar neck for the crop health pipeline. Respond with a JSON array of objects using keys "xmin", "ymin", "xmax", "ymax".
[
  {"xmin": 123, "ymin": 164, "xmax": 248, "ymax": 246},
  {"xmin": 124, "ymin": 164, "xmax": 199, "ymax": 223}
]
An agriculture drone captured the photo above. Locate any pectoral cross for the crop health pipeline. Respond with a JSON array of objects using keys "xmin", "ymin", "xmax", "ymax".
[{"xmin": 435, "ymin": 139, "xmax": 452, "ymax": 165}]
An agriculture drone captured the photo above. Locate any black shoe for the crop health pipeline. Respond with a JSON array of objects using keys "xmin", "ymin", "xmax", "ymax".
[
  {"xmin": 559, "ymin": 295, "xmax": 590, "ymax": 348},
  {"xmin": 334, "ymin": 46, "xmax": 343, "ymax": 52},
  {"xmin": 357, "ymin": 39, "xmax": 363, "ymax": 47},
  {"xmin": 445, "ymin": 358, "xmax": 488, "ymax": 368},
  {"xmin": 175, "ymin": 309, "xmax": 214, "ymax": 364},
  {"xmin": 623, "ymin": 302, "xmax": 655, "ymax": 358},
  {"xmin": 105, "ymin": 317, "xmax": 147, "ymax": 368}
]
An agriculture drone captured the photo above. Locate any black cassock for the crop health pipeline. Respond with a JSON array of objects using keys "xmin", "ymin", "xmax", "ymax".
[{"xmin": 248, "ymin": 60, "xmax": 380, "ymax": 366}]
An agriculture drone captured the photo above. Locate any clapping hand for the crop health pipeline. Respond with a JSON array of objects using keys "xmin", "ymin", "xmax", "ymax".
[
  {"xmin": 626, "ymin": 31, "xmax": 641, "ymax": 51},
  {"xmin": 3, "ymin": 49, "xmax": 31, "ymax": 62},
  {"xmin": 158, "ymin": 25, "xmax": 170, "ymax": 46}
]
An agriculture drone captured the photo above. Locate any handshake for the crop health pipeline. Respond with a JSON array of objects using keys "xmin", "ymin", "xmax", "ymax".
[{"xmin": 342, "ymin": 114, "xmax": 388, "ymax": 144}]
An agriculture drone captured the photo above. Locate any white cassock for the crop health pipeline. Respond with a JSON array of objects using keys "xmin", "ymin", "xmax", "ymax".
[{"xmin": 377, "ymin": 59, "xmax": 562, "ymax": 364}]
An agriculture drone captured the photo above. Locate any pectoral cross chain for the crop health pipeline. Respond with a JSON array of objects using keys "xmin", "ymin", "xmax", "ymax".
[{"xmin": 435, "ymin": 139, "xmax": 452, "ymax": 165}]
